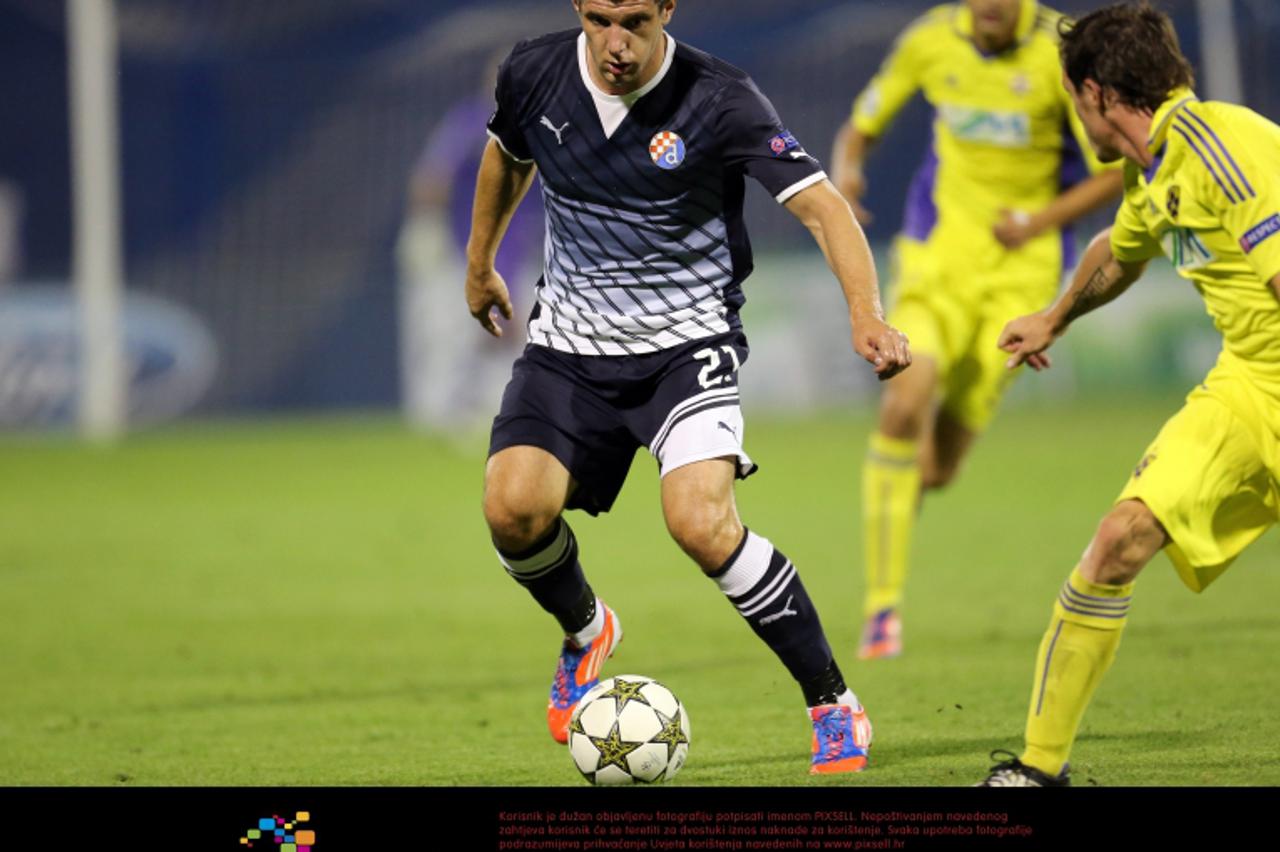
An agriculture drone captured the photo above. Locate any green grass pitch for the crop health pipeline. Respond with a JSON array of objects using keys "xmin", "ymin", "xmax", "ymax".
[{"xmin": 1, "ymin": 396, "xmax": 1277, "ymax": 787}]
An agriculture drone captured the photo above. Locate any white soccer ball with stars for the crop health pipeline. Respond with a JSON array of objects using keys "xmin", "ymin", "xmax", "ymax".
[{"xmin": 568, "ymin": 674, "xmax": 691, "ymax": 785}]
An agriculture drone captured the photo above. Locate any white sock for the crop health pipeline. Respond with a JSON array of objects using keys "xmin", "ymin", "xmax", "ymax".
[
  {"xmin": 810, "ymin": 689, "xmax": 863, "ymax": 713},
  {"xmin": 569, "ymin": 598, "xmax": 604, "ymax": 648}
]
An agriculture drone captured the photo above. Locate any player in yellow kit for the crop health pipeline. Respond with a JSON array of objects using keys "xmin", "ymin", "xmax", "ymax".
[
  {"xmin": 831, "ymin": 0, "xmax": 1122, "ymax": 658},
  {"xmin": 979, "ymin": 2, "xmax": 1280, "ymax": 786}
]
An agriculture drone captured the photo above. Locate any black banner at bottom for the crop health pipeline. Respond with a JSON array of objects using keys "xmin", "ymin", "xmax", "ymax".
[{"xmin": 0, "ymin": 785, "xmax": 1264, "ymax": 850}]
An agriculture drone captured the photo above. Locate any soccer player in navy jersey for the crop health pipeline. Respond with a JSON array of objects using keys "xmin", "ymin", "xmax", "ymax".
[{"xmin": 465, "ymin": 0, "xmax": 910, "ymax": 774}]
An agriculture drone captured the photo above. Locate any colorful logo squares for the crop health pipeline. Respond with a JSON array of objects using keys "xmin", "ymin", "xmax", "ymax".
[{"xmin": 241, "ymin": 811, "xmax": 314, "ymax": 849}]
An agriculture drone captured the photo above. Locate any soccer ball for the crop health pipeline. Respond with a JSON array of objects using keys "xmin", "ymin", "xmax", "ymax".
[{"xmin": 567, "ymin": 674, "xmax": 691, "ymax": 785}]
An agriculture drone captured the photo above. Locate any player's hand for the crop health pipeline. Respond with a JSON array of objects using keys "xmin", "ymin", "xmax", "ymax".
[
  {"xmin": 852, "ymin": 316, "xmax": 911, "ymax": 381},
  {"xmin": 997, "ymin": 311, "xmax": 1057, "ymax": 371},
  {"xmin": 833, "ymin": 164, "xmax": 874, "ymax": 225},
  {"xmin": 994, "ymin": 210, "xmax": 1038, "ymax": 249},
  {"xmin": 465, "ymin": 265, "xmax": 514, "ymax": 337}
]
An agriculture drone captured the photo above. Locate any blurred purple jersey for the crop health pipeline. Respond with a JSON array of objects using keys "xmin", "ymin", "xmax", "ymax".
[{"xmin": 414, "ymin": 97, "xmax": 543, "ymax": 288}]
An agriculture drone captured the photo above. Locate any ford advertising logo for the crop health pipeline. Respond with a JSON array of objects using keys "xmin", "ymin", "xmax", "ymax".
[{"xmin": 0, "ymin": 285, "xmax": 218, "ymax": 429}]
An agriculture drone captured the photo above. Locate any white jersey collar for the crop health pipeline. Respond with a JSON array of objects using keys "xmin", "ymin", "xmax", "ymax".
[{"xmin": 577, "ymin": 31, "xmax": 676, "ymax": 135}]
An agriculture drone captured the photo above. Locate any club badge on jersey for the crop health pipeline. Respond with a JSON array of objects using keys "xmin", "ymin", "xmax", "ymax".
[{"xmin": 649, "ymin": 131, "xmax": 685, "ymax": 169}]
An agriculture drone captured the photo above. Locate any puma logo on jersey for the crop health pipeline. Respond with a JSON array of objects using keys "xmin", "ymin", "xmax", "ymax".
[
  {"xmin": 540, "ymin": 116, "xmax": 570, "ymax": 145},
  {"xmin": 716, "ymin": 421, "xmax": 738, "ymax": 439},
  {"xmin": 758, "ymin": 595, "xmax": 798, "ymax": 626}
]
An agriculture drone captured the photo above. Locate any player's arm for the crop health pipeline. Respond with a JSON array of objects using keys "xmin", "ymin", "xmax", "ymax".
[
  {"xmin": 830, "ymin": 124, "xmax": 878, "ymax": 224},
  {"xmin": 784, "ymin": 179, "xmax": 911, "ymax": 379},
  {"xmin": 831, "ymin": 18, "xmax": 927, "ymax": 223},
  {"xmin": 994, "ymin": 169, "xmax": 1124, "ymax": 249},
  {"xmin": 998, "ymin": 228, "xmax": 1146, "ymax": 370},
  {"xmin": 464, "ymin": 139, "xmax": 536, "ymax": 337}
]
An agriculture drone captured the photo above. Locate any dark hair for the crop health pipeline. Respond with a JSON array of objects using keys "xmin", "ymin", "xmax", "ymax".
[
  {"xmin": 574, "ymin": 0, "xmax": 668, "ymax": 7},
  {"xmin": 1058, "ymin": 2, "xmax": 1195, "ymax": 112}
]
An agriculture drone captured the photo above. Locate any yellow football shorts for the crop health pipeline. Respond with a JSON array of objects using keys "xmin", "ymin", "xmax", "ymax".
[
  {"xmin": 886, "ymin": 235, "xmax": 1059, "ymax": 432},
  {"xmin": 1117, "ymin": 353, "xmax": 1280, "ymax": 592}
]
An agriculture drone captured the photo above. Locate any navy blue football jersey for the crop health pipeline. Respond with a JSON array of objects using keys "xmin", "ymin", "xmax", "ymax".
[{"xmin": 487, "ymin": 29, "xmax": 825, "ymax": 355}]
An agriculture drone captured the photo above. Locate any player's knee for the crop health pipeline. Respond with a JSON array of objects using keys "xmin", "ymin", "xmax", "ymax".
[
  {"xmin": 482, "ymin": 482, "xmax": 560, "ymax": 552},
  {"xmin": 878, "ymin": 394, "xmax": 929, "ymax": 440},
  {"xmin": 1084, "ymin": 502, "xmax": 1165, "ymax": 584}
]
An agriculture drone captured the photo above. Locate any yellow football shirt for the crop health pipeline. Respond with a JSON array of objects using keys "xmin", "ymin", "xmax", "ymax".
[
  {"xmin": 852, "ymin": 0, "xmax": 1109, "ymax": 241},
  {"xmin": 1110, "ymin": 88, "xmax": 1280, "ymax": 400}
]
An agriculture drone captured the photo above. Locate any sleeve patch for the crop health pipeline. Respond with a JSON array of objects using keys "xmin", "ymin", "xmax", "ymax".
[
  {"xmin": 1239, "ymin": 213, "xmax": 1280, "ymax": 254},
  {"xmin": 768, "ymin": 130, "xmax": 802, "ymax": 157}
]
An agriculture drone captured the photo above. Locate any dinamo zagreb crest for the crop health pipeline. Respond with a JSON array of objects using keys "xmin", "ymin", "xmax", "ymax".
[{"xmin": 649, "ymin": 131, "xmax": 685, "ymax": 169}]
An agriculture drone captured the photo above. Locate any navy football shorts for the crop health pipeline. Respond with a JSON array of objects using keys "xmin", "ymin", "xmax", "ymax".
[{"xmin": 489, "ymin": 331, "xmax": 758, "ymax": 515}]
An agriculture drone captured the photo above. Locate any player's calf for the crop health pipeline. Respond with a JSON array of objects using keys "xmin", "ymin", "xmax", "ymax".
[
  {"xmin": 876, "ymin": 358, "xmax": 938, "ymax": 441},
  {"xmin": 919, "ymin": 408, "xmax": 976, "ymax": 492},
  {"xmin": 665, "ymin": 505, "xmax": 743, "ymax": 574},
  {"xmin": 485, "ymin": 447, "xmax": 609, "ymax": 744},
  {"xmin": 710, "ymin": 527, "xmax": 871, "ymax": 772},
  {"xmin": 660, "ymin": 459, "xmax": 745, "ymax": 572},
  {"xmin": 495, "ymin": 516, "xmax": 621, "ymax": 744}
]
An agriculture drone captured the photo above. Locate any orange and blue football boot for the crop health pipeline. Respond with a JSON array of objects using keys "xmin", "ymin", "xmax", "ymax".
[
  {"xmin": 547, "ymin": 601, "xmax": 622, "ymax": 744},
  {"xmin": 809, "ymin": 703, "xmax": 873, "ymax": 774},
  {"xmin": 857, "ymin": 607, "xmax": 902, "ymax": 660}
]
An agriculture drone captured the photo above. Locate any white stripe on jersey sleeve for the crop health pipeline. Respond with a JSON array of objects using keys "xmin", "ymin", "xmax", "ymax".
[
  {"xmin": 486, "ymin": 129, "xmax": 535, "ymax": 164},
  {"xmin": 774, "ymin": 170, "xmax": 828, "ymax": 204}
]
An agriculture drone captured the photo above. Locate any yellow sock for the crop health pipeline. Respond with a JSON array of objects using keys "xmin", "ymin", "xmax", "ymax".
[
  {"xmin": 861, "ymin": 432, "xmax": 921, "ymax": 616},
  {"xmin": 1021, "ymin": 566, "xmax": 1134, "ymax": 776}
]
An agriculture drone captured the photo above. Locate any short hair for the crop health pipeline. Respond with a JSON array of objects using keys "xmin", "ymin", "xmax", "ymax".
[
  {"xmin": 574, "ymin": 0, "xmax": 668, "ymax": 7},
  {"xmin": 1058, "ymin": 2, "xmax": 1195, "ymax": 112}
]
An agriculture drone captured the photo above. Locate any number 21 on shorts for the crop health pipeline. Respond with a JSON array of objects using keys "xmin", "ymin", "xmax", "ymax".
[{"xmin": 693, "ymin": 345, "xmax": 741, "ymax": 389}]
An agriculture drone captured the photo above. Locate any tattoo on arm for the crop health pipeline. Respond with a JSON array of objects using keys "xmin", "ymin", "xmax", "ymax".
[{"xmin": 1063, "ymin": 266, "xmax": 1112, "ymax": 324}]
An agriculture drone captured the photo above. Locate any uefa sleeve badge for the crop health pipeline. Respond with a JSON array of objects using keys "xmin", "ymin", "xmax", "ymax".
[{"xmin": 649, "ymin": 131, "xmax": 686, "ymax": 170}]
